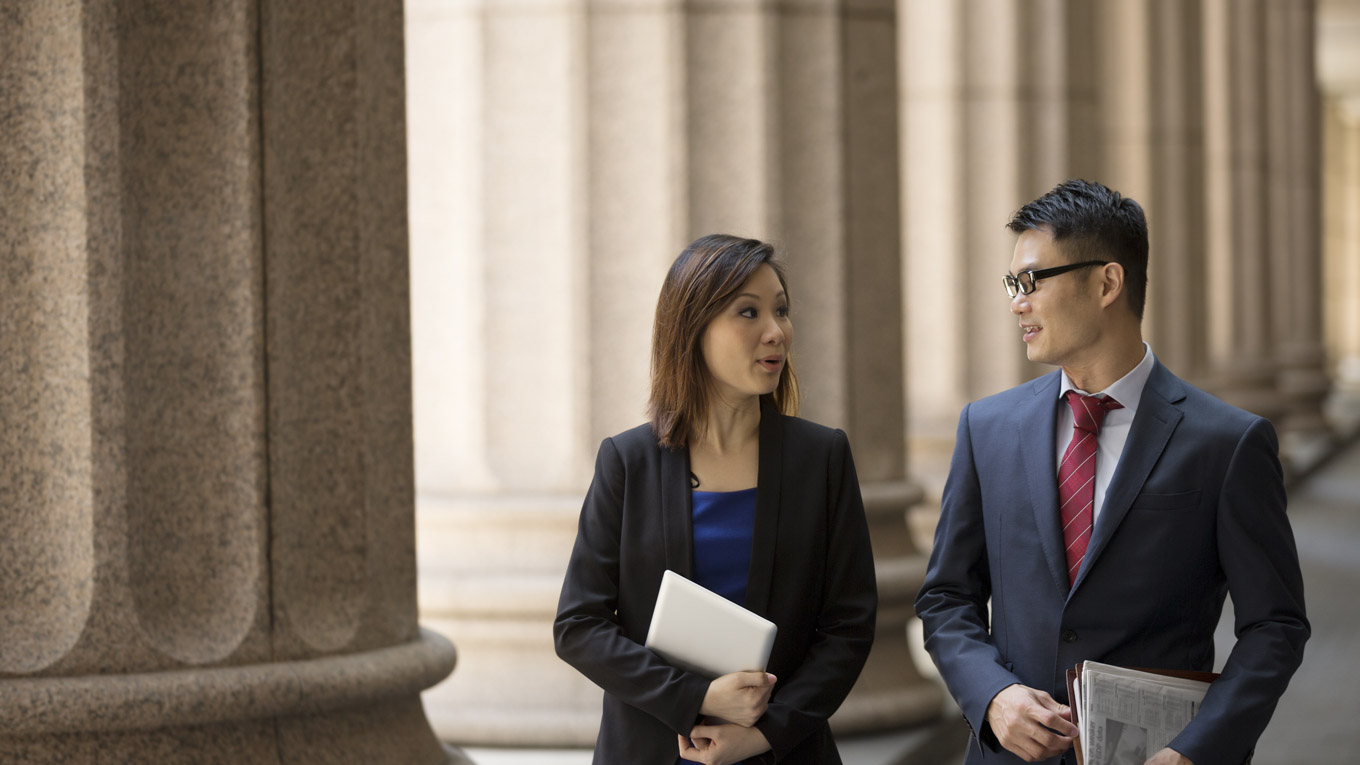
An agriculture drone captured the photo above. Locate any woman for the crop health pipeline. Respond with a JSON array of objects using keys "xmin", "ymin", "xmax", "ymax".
[{"xmin": 554, "ymin": 234, "xmax": 877, "ymax": 764}]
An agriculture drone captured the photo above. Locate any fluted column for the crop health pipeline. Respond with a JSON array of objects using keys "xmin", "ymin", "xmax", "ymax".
[
  {"xmin": 1267, "ymin": 0, "xmax": 1333, "ymax": 469},
  {"xmin": 410, "ymin": 0, "xmax": 938, "ymax": 746},
  {"xmin": 900, "ymin": 0, "xmax": 1087, "ymax": 513},
  {"xmin": 0, "ymin": 2, "xmax": 458, "ymax": 762},
  {"xmin": 1093, "ymin": 0, "xmax": 1208, "ymax": 382},
  {"xmin": 408, "ymin": 0, "xmax": 604, "ymax": 744},
  {"xmin": 773, "ymin": 0, "xmax": 942, "ymax": 732},
  {"xmin": 1203, "ymin": 0, "xmax": 1285, "ymax": 422},
  {"xmin": 1323, "ymin": 98, "xmax": 1360, "ymax": 435}
]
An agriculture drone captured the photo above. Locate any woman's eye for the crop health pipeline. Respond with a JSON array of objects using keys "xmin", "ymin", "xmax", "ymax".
[
  {"xmin": 776, "ymin": 305, "xmax": 789, "ymax": 318},
  {"xmin": 739, "ymin": 307, "xmax": 757, "ymax": 318}
]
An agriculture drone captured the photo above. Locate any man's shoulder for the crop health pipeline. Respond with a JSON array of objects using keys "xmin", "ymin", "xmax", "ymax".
[
  {"xmin": 1146, "ymin": 365, "xmax": 1270, "ymax": 435},
  {"xmin": 967, "ymin": 371, "xmax": 1061, "ymax": 415}
]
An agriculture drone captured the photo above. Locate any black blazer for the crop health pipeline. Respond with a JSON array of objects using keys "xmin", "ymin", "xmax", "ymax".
[{"xmin": 554, "ymin": 399, "xmax": 877, "ymax": 763}]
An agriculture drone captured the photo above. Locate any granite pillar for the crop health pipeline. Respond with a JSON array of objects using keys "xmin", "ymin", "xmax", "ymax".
[
  {"xmin": 0, "ymin": 1, "xmax": 460, "ymax": 762},
  {"xmin": 1203, "ymin": 0, "xmax": 1286, "ymax": 422},
  {"xmin": 1267, "ymin": 0, "xmax": 1334, "ymax": 468},
  {"xmin": 1323, "ymin": 98, "xmax": 1360, "ymax": 435},
  {"xmin": 1093, "ymin": 0, "xmax": 1209, "ymax": 382},
  {"xmin": 900, "ymin": 0, "xmax": 1088, "ymax": 518},
  {"xmin": 409, "ymin": 0, "xmax": 939, "ymax": 746}
]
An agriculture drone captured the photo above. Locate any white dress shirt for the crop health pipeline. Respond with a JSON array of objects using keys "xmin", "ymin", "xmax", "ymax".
[{"xmin": 1056, "ymin": 343, "xmax": 1155, "ymax": 525}]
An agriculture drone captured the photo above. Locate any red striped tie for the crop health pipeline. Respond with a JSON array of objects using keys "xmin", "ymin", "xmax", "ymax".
[{"xmin": 1058, "ymin": 391, "xmax": 1123, "ymax": 587}]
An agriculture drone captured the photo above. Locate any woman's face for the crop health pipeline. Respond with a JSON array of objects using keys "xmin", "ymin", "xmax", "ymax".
[{"xmin": 699, "ymin": 264, "xmax": 792, "ymax": 407}]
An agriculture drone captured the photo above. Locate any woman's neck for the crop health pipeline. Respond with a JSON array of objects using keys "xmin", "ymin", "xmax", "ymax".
[{"xmin": 693, "ymin": 395, "xmax": 760, "ymax": 455}]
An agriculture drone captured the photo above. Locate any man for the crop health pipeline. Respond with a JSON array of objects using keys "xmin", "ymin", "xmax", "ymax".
[{"xmin": 915, "ymin": 180, "xmax": 1309, "ymax": 765}]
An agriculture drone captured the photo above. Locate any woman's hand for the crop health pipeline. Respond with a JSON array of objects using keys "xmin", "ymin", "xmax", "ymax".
[
  {"xmin": 698, "ymin": 671, "xmax": 777, "ymax": 727},
  {"xmin": 677, "ymin": 721, "xmax": 772, "ymax": 765}
]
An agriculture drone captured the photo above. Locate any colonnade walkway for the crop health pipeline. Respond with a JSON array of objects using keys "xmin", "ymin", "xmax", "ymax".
[{"xmin": 457, "ymin": 436, "xmax": 1360, "ymax": 765}]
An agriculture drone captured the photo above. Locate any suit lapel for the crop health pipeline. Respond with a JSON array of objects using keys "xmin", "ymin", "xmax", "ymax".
[
  {"xmin": 744, "ymin": 397, "xmax": 783, "ymax": 618},
  {"xmin": 660, "ymin": 443, "xmax": 694, "ymax": 578},
  {"xmin": 1020, "ymin": 372, "xmax": 1069, "ymax": 595},
  {"xmin": 1071, "ymin": 361, "xmax": 1185, "ymax": 592}
]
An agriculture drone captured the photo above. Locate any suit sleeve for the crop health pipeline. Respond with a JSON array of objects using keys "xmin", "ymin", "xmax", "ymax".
[
  {"xmin": 1168, "ymin": 417, "xmax": 1310, "ymax": 765},
  {"xmin": 914, "ymin": 404, "xmax": 1022, "ymax": 748},
  {"xmin": 552, "ymin": 437, "xmax": 711, "ymax": 735},
  {"xmin": 753, "ymin": 429, "xmax": 878, "ymax": 761}
]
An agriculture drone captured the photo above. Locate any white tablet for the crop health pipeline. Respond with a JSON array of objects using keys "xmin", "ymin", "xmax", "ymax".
[{"xmin": 644, "ymin": 569, "xmax": 777, "ymax": 679}]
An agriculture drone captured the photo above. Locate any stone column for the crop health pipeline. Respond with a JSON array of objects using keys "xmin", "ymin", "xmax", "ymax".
[
  {"xmin": 408, "ymin": 0, "xmax": 604, "ymax": 744},
  {"xmin": 771, "ymin": 0, "xmax": 942, "ymax": 732},
  {"xmin": 1267, "ymin": 0, "xmax": 1334, "ymax": 469},
  {"xmin": 1202, "ymin": 0, "xmax": 1285, "ymax": 422},
  {"xmin": 900, "ymin": 0, "xmax": 1085, "ymax": 510},
  {"xmin": 409, "ymin": 0, "xmax": 939, "ymax": 746},
  {"xmin": 1322, "ymin": 98, "xmax": 1360, "ymax": 435},
  {"xmin": 1093, "ymin": 0, "xmax": 1209, "ymax": 382},
  {"xmin": 0, "ymin": 2, "xmax": 459, "ymax": 763}
]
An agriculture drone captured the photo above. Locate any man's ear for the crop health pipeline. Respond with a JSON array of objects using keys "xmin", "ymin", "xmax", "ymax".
[{"xmin": 1098, "ymin": 262, "xmax": 1125, "ymax": 310}]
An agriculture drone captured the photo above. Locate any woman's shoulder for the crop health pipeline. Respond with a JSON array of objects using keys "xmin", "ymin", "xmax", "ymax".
[
  {"xmin": 597, "ymin": 422, "xmax": 670, "ymax": 463},
  {"xmin": 773, "ymin": 412, "xmax": 849, "ymax": 450}
]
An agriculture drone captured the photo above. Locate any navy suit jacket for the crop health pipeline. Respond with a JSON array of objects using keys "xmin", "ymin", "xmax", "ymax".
[
  {"xmin": 554, "ymin": 400, "xmax": 877, "ymax": 764},
  {"xmin": 915, "ymin": 361, "xmax": 1309, "ymax": 765}
]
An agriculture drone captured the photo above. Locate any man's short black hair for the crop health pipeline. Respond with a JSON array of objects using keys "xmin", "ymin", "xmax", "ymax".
[{"xmin": 1007, "ymin": 179, "xmax": 1150, "ymax": 320}]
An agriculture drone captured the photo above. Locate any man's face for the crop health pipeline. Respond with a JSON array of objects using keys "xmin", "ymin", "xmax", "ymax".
[{"xmin": 1008, "ymin": 228, "xmax": 1105, "ymax": 368}]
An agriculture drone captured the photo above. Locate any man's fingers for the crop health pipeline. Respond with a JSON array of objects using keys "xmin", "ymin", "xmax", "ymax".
[{"xmin": 1033, "ymin": 707, "xmax": 1079, "ymax": 737}]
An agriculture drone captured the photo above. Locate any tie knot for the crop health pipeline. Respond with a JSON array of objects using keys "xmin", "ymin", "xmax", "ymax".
[{"xmin": 1064, "ymin": 390, "xmax": 1122, "ymax": 433}]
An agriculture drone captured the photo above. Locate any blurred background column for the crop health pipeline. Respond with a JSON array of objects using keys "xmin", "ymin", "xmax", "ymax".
[
  {"xmin": 1268, "ymin": 0, "xmax": 1334, "ymax": 470},
  {"xmin": 1320, "ymin": 1, "xmax": 1360, "ymax": 437},
  {"xmin": 1202, "ymin": 0, "xmax": 1287, "ymax": 425},
  {"xmin": 0, "ymin": 1, "xmax": 458, "ymax": 763},
  {"xmin": 899, "ymin": 0, "xmax": 1087, "ymax": 522},
  {"xmin": 408, "ymin": 0, "xmax": 940, "ymax": 747},
  {"xmin": 1094, "ymin": 0, "xmax": 1210, "ymax": 386}
]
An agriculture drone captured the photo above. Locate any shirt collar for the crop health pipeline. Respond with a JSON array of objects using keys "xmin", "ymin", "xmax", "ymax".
[{"xmin": 1059, "ymin": 343, "xmax": 1155, "ymax": 415}]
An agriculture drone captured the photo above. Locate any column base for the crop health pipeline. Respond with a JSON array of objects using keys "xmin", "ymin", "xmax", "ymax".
[{"xmin": 0, "ymin": 629, "xmax": 458, "ymax": 765}]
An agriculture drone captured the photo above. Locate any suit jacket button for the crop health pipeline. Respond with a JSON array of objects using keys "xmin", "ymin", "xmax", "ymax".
[{"xmin": 1061, "ymin": 629, "xmax": 1078, "ymax": 643}]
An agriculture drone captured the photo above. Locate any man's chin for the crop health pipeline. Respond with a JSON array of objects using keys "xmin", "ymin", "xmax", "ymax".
[{"xmin": 1025, "ymin": 346, "xmax": 1055, "ymax": 366}]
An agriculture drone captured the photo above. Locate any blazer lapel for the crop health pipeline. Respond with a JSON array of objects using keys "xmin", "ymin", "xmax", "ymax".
[
  {"xmin": 744, "ymin": 397, "xmax": 783, "ymax": 618},
  {"xmin": 659, "ymin": 444, "xmax": 694, "ymax": 578},
  {"xmin": 1020, "ymin": 372, "xmax": 1069, "ymax": 595},
  {"xmin": 1071, "ymin": 361, "xmax": 1185, "ymax": 592}
]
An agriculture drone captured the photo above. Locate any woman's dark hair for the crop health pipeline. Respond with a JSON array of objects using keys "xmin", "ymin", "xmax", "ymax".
[
  {"xmin": 648, "ymin": 234, "xmax": 799, "ymax": 449},
  {"xmin": 1007, "ymin": 179, "xmax": 1150, "ymax": 319}
]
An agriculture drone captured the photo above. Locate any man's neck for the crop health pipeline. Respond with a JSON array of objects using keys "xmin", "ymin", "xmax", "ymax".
[{"xmin": 1062, "ymin": 332, "xmax": 1145, "ymax": 394}]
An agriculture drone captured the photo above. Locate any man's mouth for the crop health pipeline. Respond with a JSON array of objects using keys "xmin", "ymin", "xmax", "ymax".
[{"xmin": 1020, "ymin": 324, "xmax": 1041, "ymax": 342}]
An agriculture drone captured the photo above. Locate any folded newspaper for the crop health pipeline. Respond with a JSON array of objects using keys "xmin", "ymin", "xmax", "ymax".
[{"xmin": 1069, "ymin": 661, "xmax": 1216, "ymax": 765}]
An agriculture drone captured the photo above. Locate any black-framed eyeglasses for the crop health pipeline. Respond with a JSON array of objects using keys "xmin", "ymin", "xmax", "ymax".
[{"xmin": 1003, "ymin": 261, "xmax": 1109, "ymax": 298}]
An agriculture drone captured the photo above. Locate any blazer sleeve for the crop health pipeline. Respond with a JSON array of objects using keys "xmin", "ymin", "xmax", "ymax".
[
  {"xmin": 1167, "ymin": 417, "xmax": 1310, "ymax": 765},
  {"xmin": 914, "ymin": 404, "xmax": 1022, "ymax": 748},
  {"xmin": 552, "ymin": 437, "xmax": 711, "ymax": 735},
  {"xmin": 753, "ymin": 429, "xmax": 878, "ymax": 761}
]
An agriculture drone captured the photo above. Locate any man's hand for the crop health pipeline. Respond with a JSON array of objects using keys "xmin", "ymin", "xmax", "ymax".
[
  {"xmin": 699, "ymin": 671, "xmax": 776, "ymax": 727},
  {"xmin": 984, "ymin": 683, "xmax": 1077, "ymax": 762},
  {"xmin": 1145, "ymin": 748, "xmax": 1193, "ymax": 765},
  {"xmin": 677, "ymin": 721, "xmax": 772, "ymax": 765}
]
